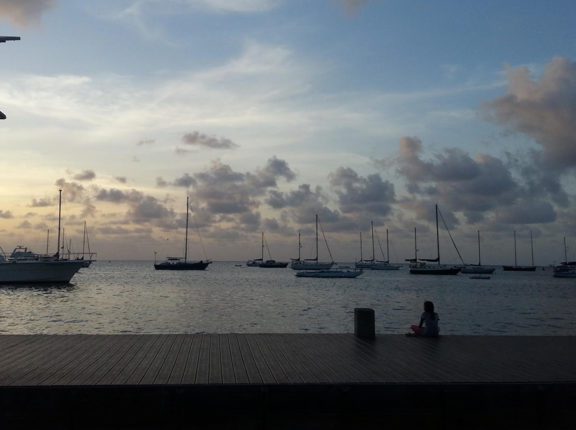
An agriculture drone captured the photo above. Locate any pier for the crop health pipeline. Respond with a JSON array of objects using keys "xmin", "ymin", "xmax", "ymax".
[{"xmin": 0, "ymin": 334, "xmax": 575, "ymax": 429}]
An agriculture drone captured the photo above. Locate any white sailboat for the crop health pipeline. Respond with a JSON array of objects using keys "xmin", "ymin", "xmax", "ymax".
[
  {"xmin": 553, "ymin": 237, "xmax": 576, "ymax": 278},
  {"xmin": 290, "ymin": 214, "xmax": 334, "ymax": 270},
  {"xmin": 502, "ymin": 230, "xmax": 536, "ymax": 271},
  {"xmin": 460, "ymin": 231, "xmax": 495, "ymax": 274},
  {"xmin": 0, "ymin": 190, "xmax": 87, "ymax": 284},
  {"xmin": 356, "ymin": 222, "xmax": 400, "ymax": 270}
]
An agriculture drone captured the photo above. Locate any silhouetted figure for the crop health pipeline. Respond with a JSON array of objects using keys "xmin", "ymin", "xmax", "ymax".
[{"xmin": 408, "ymin": 300, "xmax": 439, "ymax": 337}]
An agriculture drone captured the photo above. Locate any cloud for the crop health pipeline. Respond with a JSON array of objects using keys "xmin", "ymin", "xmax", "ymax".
[
  {"xmin": 55, "ymin": 179, "xmax": 86, "ymax": 203},
  {"xmin": 0, "ymin": 0, "xmax": 56, "ymax": 26},
  {"xmin": 494, "ymin": 199, "xmax": 557, "ymax": 224},
  {"xmin": 72, "ymin": 170, "xmax": 96, "ymax": 181},
  {"xmin": 484, "ymin": 57, "xmax": 576, "ymax": 170},
  {"xmin": 0, "ymin": 210, "xmax": 13, "ymax": 219},
  {"xmin": 95, "ymin": 188, "xmax": 143, "ymax": 203},
  {"xmin": 172, "ymin": 173, "xmax": 196, "ymax": 188},
  {"xmin": 181, "ymin": 131, "xmax": 238, "ymax": 150},
  {"xmin": 328, "ymin": 167, "xmax": 395, "ymax": 217},
  {"xmin": 30, "ymin": 198, "xmax": 53, "ymax": 208},
  {"xmin": 392, "ymin": 136, "xmax": 530, "ymax": 224},
  {"xmin": 115, "ymin": 176, "xmax": 127, "ymax": 184}
]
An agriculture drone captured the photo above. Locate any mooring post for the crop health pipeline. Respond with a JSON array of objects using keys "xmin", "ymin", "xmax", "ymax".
[{"xmin": 354, "ymin": 308, "xmax": 375, "ymax": 339}]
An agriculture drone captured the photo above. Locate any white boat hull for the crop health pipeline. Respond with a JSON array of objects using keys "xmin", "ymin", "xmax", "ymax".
[
  {"xmin": 290, "ymin": 261, "xmax": 334, "ymax": 271},
  {"xmin": 0, "ymin": 260, "xmax": 85, "ymax": 284}
]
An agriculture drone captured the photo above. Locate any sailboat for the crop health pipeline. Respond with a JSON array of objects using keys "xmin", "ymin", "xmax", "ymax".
[
  {"xmin": 290, "ymin": 214, "xmax": 334, "ymax": 270},
  {"xmin": 154, "ymin": 196, "xmax": 211, "ymax": 271},
  {"xmin": 502, "ymin": 230, "xmax": 536, "ymax": 271},
  {"xmin": 355, "ymin": 222, "xmax": 400, "ymax": 270},
  {"xmin": 409, "ymin": 205, "xmax": 461, "ymax": 275},
  {"xmin": 460, "ymin": 231, "xmax": 495, "ymax": 274},
  {"xmin": 0, "ymin": 189, "xmax": 87, "ymax": 284},
  {"xmin": 553, "ymin": 237, "xmax": 576, "ymax": 278},
  {"xmin": 248, "ymin": 232, "xmax": 288, "ymax": 268}
]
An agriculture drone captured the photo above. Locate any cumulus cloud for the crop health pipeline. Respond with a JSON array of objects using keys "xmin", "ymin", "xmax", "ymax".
[
  {"xmin": 494, "ymin": 199, "xmax": 557, "ymax": 224},
  {"xmin": 484, "ymin": 57, "xmax": 576, "ymax": 170},
  {"xmin": 55, "ymin": 179, "xmax": 86, "ymax": 203},
  {"xmin": 72, "ymin": 170, "xmax": 96, "ymax": 181},
  {"xmin": 0, "ymin": 210, "xmax": 13, "ymax": 219},
  {"xmin": 0, "ymin": 0, "xmax": 55, "ymax": 26},
  {"xmin": 392, "ymin": 137, "xmax": 529, "ymax": 224},
  {"xmin": 181, "ymin": 131, "xmax": 238, "ymax": 150},
  {"xmin": 30, "ymin": 198, "xmax": 53, "ymax": 208},
  {"xmin": 328, "ymin": 167, "xmax": 395, "ymax": 217}
]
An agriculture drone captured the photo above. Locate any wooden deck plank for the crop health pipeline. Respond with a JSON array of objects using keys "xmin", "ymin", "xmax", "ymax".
[
  {"xmin": 208, "ymin": 335, "xmax": 222, "ymax": 384},
  {"xmin": 227, "ymin": 333, "xmax": 250, "ymax": 384},
  {"xmin": 149, "ymin": 335, "xmax": 184, "ymax": 385},
  {"xmin": 0, "ymin": 335, "xmax": 575, "ymax": 388},
  {"xmin": 219, "ymin": 334, "xmax": 236, "ymax": 384},
  {"xmin": 236, "ymin": 334, "xmax": 263, "ymax": 384},
  {"xmin": 166, "ymin": 334, "xmax": 194, "ymax": 384},
  {"xmin": 6, "ymin": 335, "xmax": 95, "ymax": 386},
  {"xmin": 138, "ymin": 334, "xmax": 175, "ymax": 385},
  {"xmin": 96, "ymin": 335, "xmax": 157, "ymax": 385},
  {"xmin": 195, "ymin": 335, "xmax": 211, "ymax": 384},
  {"xmin": 180, "ymin": 334, "xmax": 203, "ymax": 384}
]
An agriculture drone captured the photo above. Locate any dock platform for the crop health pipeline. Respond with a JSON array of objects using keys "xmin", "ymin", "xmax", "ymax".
[{"xmin": 0, "ymin": 334, "xmax": 575, "ymax": 429}]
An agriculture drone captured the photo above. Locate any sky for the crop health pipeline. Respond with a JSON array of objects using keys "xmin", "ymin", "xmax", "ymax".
[{"xmin": 1, "ymin": 0, "xmax": 576, "ymax": 264}]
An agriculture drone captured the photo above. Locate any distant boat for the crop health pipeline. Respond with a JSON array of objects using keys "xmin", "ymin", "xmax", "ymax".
[
  {"xmin": 502, "ymin": 230, "xmax": 536, "ymax": 272},
  {"xmin": 295, "ymin": 267, "xmax": 362, "ymax": 278},
  {"xmin": 553, "ymin": 237, "xmax": 576, "ymax": 278},
  {"xmin": 154, "ymin": 196, "xmax": 211, "ymax": 271},
  {"xmin": 356, "ymin": 222, "xmax": 400, "ymax": 270},
  {"xmin": 290, "ymin": 215, "xmax": 334, "ymax": 270},
  {"xmin": 248, "ymin": 232, "xmax": 288, "ymax": 268},
  {"xmin": 408, "ymin": 205, "xmax": 461, "ymax": 275},
  {"xmin": 0, "ymin": 190, "xmax": 87, "ymax": 284},
  {"xmin": 460, "ymin": 231, "xmax": 495, "ymax": 274}
]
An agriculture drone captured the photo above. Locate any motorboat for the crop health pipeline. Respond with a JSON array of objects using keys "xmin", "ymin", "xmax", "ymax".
[{"xmin": 0, "ymin": 246, "xmax": 86, "ymax": 284}]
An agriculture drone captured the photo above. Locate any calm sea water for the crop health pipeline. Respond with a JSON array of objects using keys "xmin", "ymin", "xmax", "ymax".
[{"xmin": 0, "ymin": 261, "xmax": 574, "ymax": 336}]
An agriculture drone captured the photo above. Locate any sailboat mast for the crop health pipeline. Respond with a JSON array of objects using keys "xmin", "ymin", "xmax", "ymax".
[
  {"xmin": 359, "ymin": 232, "xmax": 363, "ymax": 262},
  {"xmin": 386, "ymin": 229, "xmax": 390, "ymax": 263},
  {"xmin": 261, "ymin": 231, "xmax": 265, "ymax": 261},
  {"xmin": 435, "ymin": 204, "xmax": 440, "ymax": 265},
  {"xmin": 82, "ymin": 221, "xmax": 87, "ymax": 258},
  {"xmin": 371, "ymin": 221, "xmax": 375, "ymax": 261},
  {"xmin": 46, "ymin": 229, "xmax": 50, "ymax": 255},
  {"xmin": 315, "ymin": 214, "xmax": 319, "ymax": 262},
  {"xmin": 477, "ymin": 230, "xmax": 481, "ymax": 266},
  {"xmin": 513, "ymin": 230, "xmax": 517, "ymax": 266},
  {"xmin": 297, "ymin": 231, "xmax": 301, "ymax": 260},
  {"xmin": 184, "ymin": 196, "xmax": 189, "ymax": 263},
  {"xmin": 414, "ymin": 227, "xmax": 418, "ymax": 261},
  {"xmin": 530, "ymin": 230, "xmax": 534, "ymax": 266},
  {"xmin": 56, "ymin": 189, "xmax": 62, "ymax": 258},
  {"xmin": 564, "ymin": 236, "xmax": 568, "ymax": 264}
]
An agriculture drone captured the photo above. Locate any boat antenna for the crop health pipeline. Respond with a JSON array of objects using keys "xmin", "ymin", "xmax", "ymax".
[{"xmin": 56, "ymin": 189, "xmax": 62, "ymax": 259}]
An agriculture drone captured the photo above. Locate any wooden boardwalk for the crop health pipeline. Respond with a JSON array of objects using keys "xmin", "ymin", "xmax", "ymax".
[{"xmin": 0, "ymin": 334, "xmax": 575, "ymax": 429}]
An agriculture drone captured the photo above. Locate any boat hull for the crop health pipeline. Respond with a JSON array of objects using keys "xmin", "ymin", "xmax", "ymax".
[
  {"xmin": 502, "ymin": 266, "xmax": 536, "ymax": 272},
  {"xmin": 154, "ymin": 261, "xmax": 211, "ymax": 271},
  {"xmin": 290, "ymin": 261, "xmax": 334, "ymax": 271},
  {"xmin": 259, "ymin": 260, "xmax": 288, "ymax": 268},
  {"xmin": 295, "ymin": 270, "xmax": 362, "ymax": 278},
  {"xmin": 460, "ymin": 266, "xmax": 495, "ymax": 274},
  {"xmin": 409, "ymin": 266, "xmax": 461, "ymax": 275},
  {"xmin": 0, "ymin": 260, "xmax": 85, "ymax": 284}
]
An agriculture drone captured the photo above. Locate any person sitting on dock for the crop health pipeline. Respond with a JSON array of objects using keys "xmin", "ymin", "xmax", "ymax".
[{"xmin": 408, "ymin": 301, "xmax": 439, "ymax": 337}]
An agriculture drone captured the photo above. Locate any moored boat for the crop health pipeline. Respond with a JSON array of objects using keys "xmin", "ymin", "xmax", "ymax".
[
  {"xmin": 460, "ymin": 231, "xmax": 495, "ymax": 274},
  {"xmin": 553, "ymin": 237, "xmax": 576, "ymax": 278},
  {"xmin": 154, "ymin": 196, "xmax": 211, "ymax": 271},
  {"xmin": 502, "ymin": 230, "xmax": 536, "ymax": 272},
  {"xmin": 295, "ymin": 268, "xmax": 362, "ymax": 278},
  {"xmin": 290, "ymin": 215, "xmax": 334, "ymax": 270}
]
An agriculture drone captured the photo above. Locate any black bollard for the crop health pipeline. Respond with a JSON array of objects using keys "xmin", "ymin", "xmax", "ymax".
[{"xmin": 354, "ymin": 308, "xmax": 375, "ymax": 339}]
